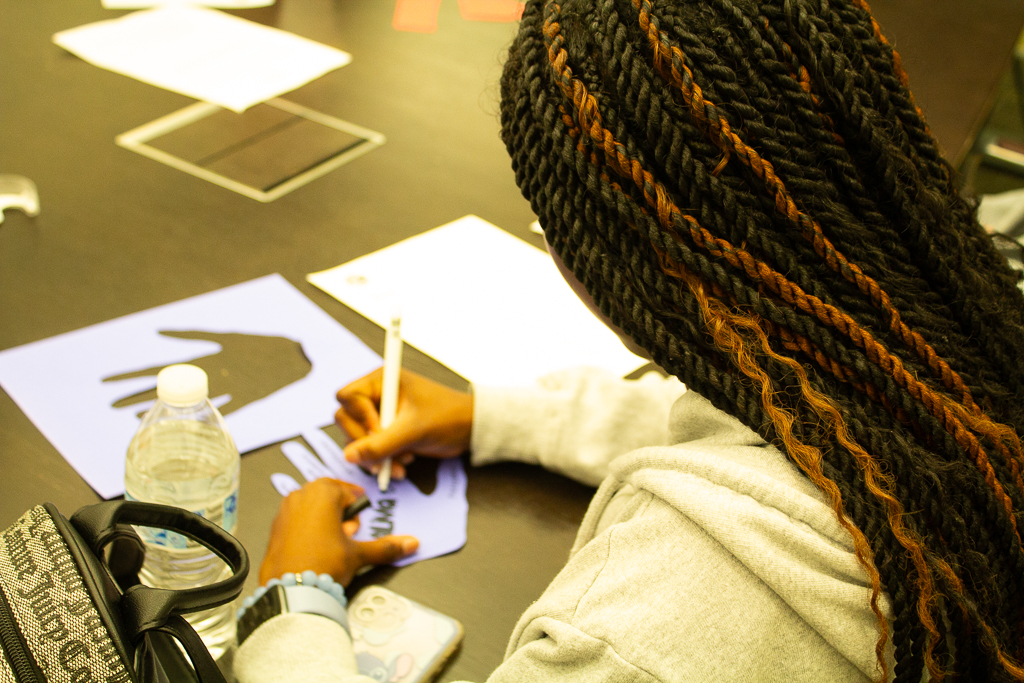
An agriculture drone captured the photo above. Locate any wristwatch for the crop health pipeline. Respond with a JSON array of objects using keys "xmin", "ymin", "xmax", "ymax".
[{"xmin": 236, "ymin": 573, "xmax": 349, "ymax": 647}]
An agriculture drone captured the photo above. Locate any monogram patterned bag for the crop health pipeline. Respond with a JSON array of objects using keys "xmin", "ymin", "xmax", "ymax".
[{"xmin": 0, "ymin": 501, "xmax": 247, "ymax": 683}]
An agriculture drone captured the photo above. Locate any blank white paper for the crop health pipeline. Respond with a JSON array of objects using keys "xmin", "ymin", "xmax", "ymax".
[
  {"xmin": 307, "ymin": 215, "xmax": 647, "ymax": 387},
  {"xmin": 53, "ymin": 7, "xmax": 352, "ymax": 113},
  {"xmin": 103, "ymin": 1, "xmax": 274, "ymax": 8}
]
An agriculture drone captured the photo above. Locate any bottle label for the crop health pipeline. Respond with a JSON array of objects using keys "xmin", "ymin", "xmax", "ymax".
[
  {"xmin": 126, "ymin": 489, "xmax": 238, "ymax": 548},
  {"xmin": 222, "ymin": 491, "xmax": 238, "ymax": 535}
]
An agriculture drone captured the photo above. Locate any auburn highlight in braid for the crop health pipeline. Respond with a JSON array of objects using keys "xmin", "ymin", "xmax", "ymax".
[{"xmin": 499, "ymin": 0, "xmax": 1024, "ymax": 680}]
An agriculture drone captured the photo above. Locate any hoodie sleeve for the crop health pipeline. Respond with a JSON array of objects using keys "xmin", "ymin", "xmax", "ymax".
[
  {"xmin": 234, "ymin": 614, "xmax": 380, "ymax": 683},
  {"xmin": 469, "ymin": 367, "xmax": 686, "ymax": 486},
  {"xmin": 234, "ymin": 614, "xmax": 482, "ymax": 683}
]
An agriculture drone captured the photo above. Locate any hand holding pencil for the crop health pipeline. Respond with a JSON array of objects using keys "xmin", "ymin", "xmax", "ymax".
[{"xmin": 335, "ymin": 368, "xmax": 474, "ymax": 480}]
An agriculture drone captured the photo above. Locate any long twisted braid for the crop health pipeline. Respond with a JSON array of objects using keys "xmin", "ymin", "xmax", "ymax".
[{"xmin": 499, "ymin": 0, "xmax": 1024, "ymax": 679}]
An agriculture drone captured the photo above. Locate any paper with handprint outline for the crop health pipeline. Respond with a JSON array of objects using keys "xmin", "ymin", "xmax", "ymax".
[
  {"xmin": 275, "ymin": 428, "xmax": 468, "ymax": 566},
  {"xmin": 103, "ymin": 329, "xmax": 315, "ymax": 418},
  {"xmin": 0, "ymin": 274, "xmax": 382, "ymax": 498}
]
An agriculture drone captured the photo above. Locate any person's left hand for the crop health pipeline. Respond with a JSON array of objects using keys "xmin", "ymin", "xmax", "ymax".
[{"xmin": 259, "ymin": 478, "xmax": 419, "ymax": 586}]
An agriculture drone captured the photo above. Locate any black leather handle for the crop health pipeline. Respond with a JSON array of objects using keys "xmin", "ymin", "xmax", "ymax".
[
  {"xmin": 154, "ymin": 615, "xmax": 228, "ymax": 683},
  {"xmin": 71, "ymin": 500, "xmax": 249, "ymax": 638},
  {"xmin": 135, "ymin": 617, "xmax": 227, "ymax": 683}
]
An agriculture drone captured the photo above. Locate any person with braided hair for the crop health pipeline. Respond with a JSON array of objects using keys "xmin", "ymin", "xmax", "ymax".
[{"xmin": 238, "ymin": 0, "xmax": 1024, "ymax": 681}]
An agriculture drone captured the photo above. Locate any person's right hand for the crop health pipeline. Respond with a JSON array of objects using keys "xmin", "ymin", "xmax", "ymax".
[{"xmin": 335, "ymin": 369, "xmax": 473, "ymax": 479}]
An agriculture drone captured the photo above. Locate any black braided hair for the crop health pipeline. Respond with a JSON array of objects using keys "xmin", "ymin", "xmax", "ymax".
[{"xmin": 499, "ymin": 0, "xmax": 1024, "ymax": 680}]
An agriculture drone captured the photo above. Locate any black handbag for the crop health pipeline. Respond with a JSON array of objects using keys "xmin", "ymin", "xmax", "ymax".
[{"xmin": 0, "ymin": 500, "xmax": 248, "ymax": 683}]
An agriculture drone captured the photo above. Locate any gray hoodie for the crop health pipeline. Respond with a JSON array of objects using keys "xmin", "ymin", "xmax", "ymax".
[{"xmin": 236, "ymin": 369, "xmax": 891, "ymax": 683}]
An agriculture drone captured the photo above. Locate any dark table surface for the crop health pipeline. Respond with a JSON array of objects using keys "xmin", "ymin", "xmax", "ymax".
[{"xmin": 1, "ymin": 1, "xmax": 1021, "ymax": 680}]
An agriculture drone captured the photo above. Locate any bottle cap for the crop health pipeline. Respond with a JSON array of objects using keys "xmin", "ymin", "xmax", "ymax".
[{"xmin": 156, "ymin": 364, "xmax": 209, "ymax": 407}]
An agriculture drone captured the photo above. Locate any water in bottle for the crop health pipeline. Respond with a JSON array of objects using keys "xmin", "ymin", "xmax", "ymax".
[{"xmin": 124, "ymin": 364, "xmax": 240, "ymax": 660}]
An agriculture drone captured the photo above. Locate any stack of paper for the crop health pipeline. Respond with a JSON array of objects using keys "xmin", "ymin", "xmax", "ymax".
[
  {"xmin": 53, "ymin": 6, "xmax": 351, "ymax": 112},
  {"xmin": 103, "ymin": 1, "xmax": 274, "ymax": 8}
]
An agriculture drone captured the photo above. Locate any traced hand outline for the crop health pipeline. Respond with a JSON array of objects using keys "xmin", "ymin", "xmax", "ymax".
[
  {"xmin": 274, "ymin": 427, "xmax": 468, "ymax": 566},
  {"xmin": 103, "ymin": 330, "xmax": 312, "ymax": 416}
]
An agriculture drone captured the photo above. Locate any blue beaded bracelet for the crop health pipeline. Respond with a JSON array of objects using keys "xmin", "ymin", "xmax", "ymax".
[{"xmin": 236, "ymin": 570, "xmax": 348, "ymax": 623}]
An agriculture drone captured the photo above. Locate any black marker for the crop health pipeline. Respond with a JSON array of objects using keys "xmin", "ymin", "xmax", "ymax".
[{"xmin": 343, "ymin": 494, "xmax": 371, "ymax": 521}]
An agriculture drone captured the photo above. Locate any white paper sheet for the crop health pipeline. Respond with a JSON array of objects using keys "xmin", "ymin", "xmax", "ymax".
[
  {"xmin": 307, "ymin": 215, "xmax": 647, "ymax": 387},
  {"xmin": 0, "ymin": 275, "xmax": 382, "ymax": 499},
  {"xmin": 53, "ymin": 7, "xmax": 351, "ymax": 113},
  {"xmin": 103, "ymin": 1, "xmax": 274, "ymax": 8},
  {"xmin": 979, "ymin": 186, "xmax": 1024, "ymax": 235}
]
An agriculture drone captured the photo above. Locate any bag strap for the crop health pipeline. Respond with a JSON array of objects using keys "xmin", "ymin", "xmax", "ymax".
[
  {"xmin": 70, "ymin": 501, "xmax": 248, "ymax": 636},
  {"xmin": 152, "ymin": 616, "xmax": 227, "ymax": 682}
]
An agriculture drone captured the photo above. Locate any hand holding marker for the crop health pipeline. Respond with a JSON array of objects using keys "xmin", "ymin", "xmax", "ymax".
[
  {"xmin": 274, "ymin": 429, "xmax": 469, "ymax": 567},
  {"xmin": 377, "ymin": 306, "xmax": 403, "ymax": 492},
  {"xmin": 343, "ymin": 494, "xmax": 371, "ymax": 521}
]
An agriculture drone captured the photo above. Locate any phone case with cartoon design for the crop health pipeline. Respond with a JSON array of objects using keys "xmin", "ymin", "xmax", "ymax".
[{"xmin": 349, "ymin": 586, "xmax": 464, "ymax": 683}]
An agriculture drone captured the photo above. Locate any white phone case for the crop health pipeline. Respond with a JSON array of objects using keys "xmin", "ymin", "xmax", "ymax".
[{"xmin": 348, "ymin": 586, "xmax": 464, "ymax": 683}]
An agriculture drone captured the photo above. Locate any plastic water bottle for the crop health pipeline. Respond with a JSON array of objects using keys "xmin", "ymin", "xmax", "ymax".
[{"xmin": 124, "ymin": 364, "xmax": 240, "ymax": 660}]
